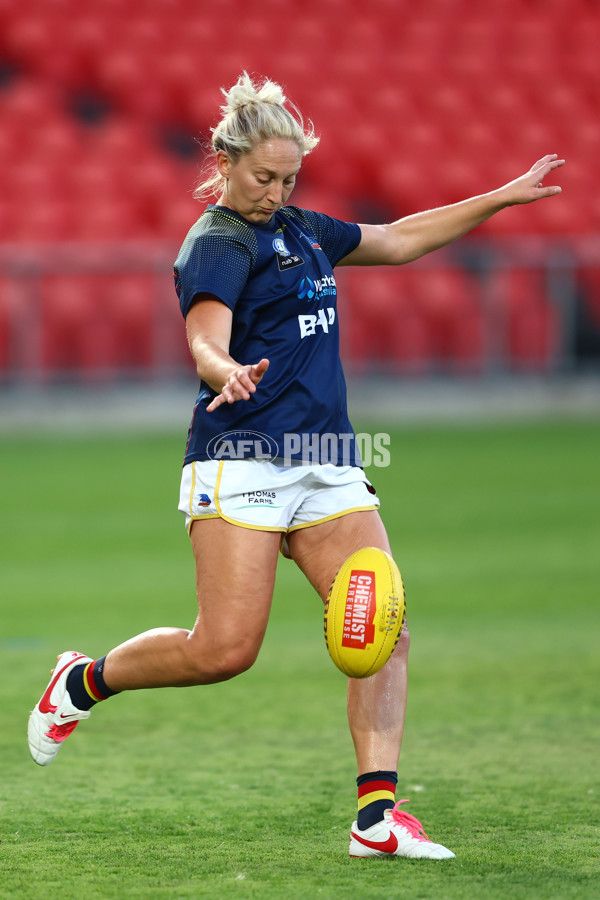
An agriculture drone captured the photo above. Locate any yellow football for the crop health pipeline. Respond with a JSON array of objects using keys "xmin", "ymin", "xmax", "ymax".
[{"xmin": 324, "ymin": 547, "xmax": 405, "ymax": 678}]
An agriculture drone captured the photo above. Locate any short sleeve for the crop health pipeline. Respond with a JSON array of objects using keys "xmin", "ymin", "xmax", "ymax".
[
  {"xmin": 284, "ymin": 208, "xmax": 361, "ymax": 268},
  {"xmin": 174, "ymin": 215, "xmax": 256, "ymax": 318}
]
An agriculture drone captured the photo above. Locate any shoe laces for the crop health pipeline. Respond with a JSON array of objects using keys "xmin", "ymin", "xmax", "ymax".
[
  {"xmin": 45, "ymin": 721, "xmax": 79, "ymax": 743},
  {"xmin": 390, "ymin": 800, "xmax": 431, "ymax": 842}
]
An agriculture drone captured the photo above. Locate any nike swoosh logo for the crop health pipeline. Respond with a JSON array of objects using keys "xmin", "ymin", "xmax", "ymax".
[
  {"xmin": 38, "ymin": 653, "xmax": 87, "ymax": 714},
  {"xmin": 351, "ymin": 831, "xmax": 399, "ymax": 854}
]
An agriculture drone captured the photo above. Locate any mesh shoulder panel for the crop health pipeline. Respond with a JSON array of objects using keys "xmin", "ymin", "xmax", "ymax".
[
  {"xmin": 174, "ymin": 208, "xmax": 258, "ymax": 317},
  {"xmin": 282, "ymin": 207, "xmax": 360, "ymax": 267}
]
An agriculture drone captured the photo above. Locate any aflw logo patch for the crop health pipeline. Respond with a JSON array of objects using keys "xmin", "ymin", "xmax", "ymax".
[{"xmin": 341, "ymin": 570, "xmax": 376, "ymax": 649}]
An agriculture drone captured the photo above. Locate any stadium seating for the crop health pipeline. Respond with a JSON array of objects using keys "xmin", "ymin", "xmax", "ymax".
[
  {"xmin": 487, "ymin": 269, "xmax": 558, "ymax": 370},
  {"xmin": 0, "ymin": 0, "xmax": 597, "ymax": 377},
  {"xmin": 340, "ymin": 263, "xmax": 484, "ymax": 373}
]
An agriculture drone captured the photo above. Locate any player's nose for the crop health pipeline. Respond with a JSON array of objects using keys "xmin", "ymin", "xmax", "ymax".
[{"xmin": 266, "ymin": 182, "xmax": 284, "ymax": 205}]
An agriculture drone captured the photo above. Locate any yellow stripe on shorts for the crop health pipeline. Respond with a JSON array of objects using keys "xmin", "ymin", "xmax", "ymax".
[
  {"xmin": 188, "ymin": 462, "xmax": 197, "ymax": 520},
  {"xmin": 214, "ymin": 460, "xmax": 225, "ymax": 516}
]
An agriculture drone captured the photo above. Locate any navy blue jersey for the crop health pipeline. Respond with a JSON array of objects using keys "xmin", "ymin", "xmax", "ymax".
[{"xmin": 174, "ymin": 204, "xmax": 362, "ymax": 466}]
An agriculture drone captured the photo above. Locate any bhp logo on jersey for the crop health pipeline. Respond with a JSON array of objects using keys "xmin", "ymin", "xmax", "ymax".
[
  {"xmin": 298, "ymin": 307, "xmax": 336, "ymax": 338},
  {"xmin": 341, "ymin": 570, "xmax": 377, "ymax": 649}
]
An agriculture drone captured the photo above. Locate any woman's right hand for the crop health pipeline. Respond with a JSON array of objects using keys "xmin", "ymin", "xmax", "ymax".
[{"xmin": 206, "ymin": 358, "xmax": 270, "ymax": 412}]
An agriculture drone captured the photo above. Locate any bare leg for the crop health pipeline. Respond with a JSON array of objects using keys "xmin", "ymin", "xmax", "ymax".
[
  {"xmin": 287, "ymin": 511, "xmax": 408, "ymax": 775},
  {"xmin": 345, "ymin": 629, "xmax": 409, "ymax": 773},
  {"xmin": 102, "ymin": 518, "xmax": 282, "ymax": 691}
]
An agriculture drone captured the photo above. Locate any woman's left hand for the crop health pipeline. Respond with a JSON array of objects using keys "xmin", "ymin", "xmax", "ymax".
[{"xmin": 499, "ymin": 153, "xmax": 565, "ymax": 206}]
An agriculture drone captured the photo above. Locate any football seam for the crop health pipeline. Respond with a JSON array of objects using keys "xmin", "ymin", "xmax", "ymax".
[{"xmin": 364, "ymin": 552, "xmax": 402, "ymax": 677}]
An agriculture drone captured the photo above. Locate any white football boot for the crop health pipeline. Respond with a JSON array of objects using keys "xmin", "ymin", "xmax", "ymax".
[
  {"xmin": 28, "ymin": 650, "xmax": 93, "ymax": 766},
  {"xmin": 349, "ymin": 800, "xmax": 455, "ymax": 860}
]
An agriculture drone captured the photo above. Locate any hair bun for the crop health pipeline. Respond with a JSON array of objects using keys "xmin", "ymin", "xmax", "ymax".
[{"xmin": 220, "ymin": 71, "xmax": 286, "ymax": 116}]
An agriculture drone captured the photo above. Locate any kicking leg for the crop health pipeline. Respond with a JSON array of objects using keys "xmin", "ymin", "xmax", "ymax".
[
  {"xmin": 287, "ymin": 511, "xmax": 407, "ymax": 775},
  {"xmin": 287, "ymin": 511, "xmax": 454, "ymax": 859}
]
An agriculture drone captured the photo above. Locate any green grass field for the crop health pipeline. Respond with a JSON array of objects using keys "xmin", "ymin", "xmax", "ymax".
[{"xmin": 1, "ymin": 420, "xmax": 599, "ymax": 899}]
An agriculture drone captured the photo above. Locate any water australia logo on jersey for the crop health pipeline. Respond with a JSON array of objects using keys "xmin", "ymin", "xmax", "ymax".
[
  {"xmin": 298, "ymin": 276, "xmax": 316, "ymax": 300},
  {"xmin": 297, "ymin": 273, "xmax": 337, "ymax": 301},
  {"xmin": 273, "ymin": 237, "xmax": 304, "ymax": 272}
]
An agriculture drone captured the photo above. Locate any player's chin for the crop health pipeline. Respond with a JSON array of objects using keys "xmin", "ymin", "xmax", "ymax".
[{"xmin": 255, "ymin": 207, "xmax": 279, "ymax": 221}]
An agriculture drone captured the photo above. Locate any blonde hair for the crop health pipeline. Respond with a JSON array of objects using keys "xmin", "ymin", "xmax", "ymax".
[{"xmin": 194, "ymin": 72, "xmax": 319, "ymax": 200}]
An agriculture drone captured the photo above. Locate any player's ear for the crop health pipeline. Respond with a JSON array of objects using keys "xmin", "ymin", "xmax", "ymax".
[{"xmin": 216, "ymin": 150, "xmax": 232, "ymax": 180}]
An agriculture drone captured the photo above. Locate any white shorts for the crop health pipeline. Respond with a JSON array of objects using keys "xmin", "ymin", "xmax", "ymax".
[{"xmin": 178, "ymin": 458, "xmax": 380, "ymax": 545}]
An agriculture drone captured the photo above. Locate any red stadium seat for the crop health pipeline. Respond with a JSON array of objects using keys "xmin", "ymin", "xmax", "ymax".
[
  {"xmin": 378, "ymin": 156, "xmax": 441, "ymax": 218},
  {"xmin": 95, "ymin": 50, "xmax": 170, "ymax": 120},
  {"xmin": 72, "ymin": 196, "xmax": 145, "ymax": 240},
  {"xmin": 40, "ymin": 272, "xmax": 158, "ymax": 375},
  {"xmin": 341, "ymin": 267, "xmax": 433, "ymax": 373},
  {"xmin": 408, "ymin": 267, "xmax": 484, "ymax": 371},
  {"xmin": 0, "ymin": 78, "xmax": 63, "ymax": 133},
  {"xmin": 0, "ymin": 278, "xmax": 11, "ymax": 372},
  {"xmin": 40, "ymin": 275, "xmax": 111, "ymax": 375},
  {"xmin": 156, "ymin": 194, "xmax": 203, "ymax": 241},
  {"xmin": 0, "ymin": 198, "xmax": 10, "ymax": 242},
  {"xmin": 487, "ymin": 268, "xmax": 558, "ymax": 370},
  {"xmin": 94, "ymin": 274, "xmax": 155, "ymax": 369},
  {"xmin": 13, "ymin": 198, "xmax": 74, "ymax": 242}
]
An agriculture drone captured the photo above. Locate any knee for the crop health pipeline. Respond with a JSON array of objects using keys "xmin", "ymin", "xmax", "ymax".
[
  {"xmin": 211, "ymin": 643, "xmax": 260, "ymax": 682},
  {"xmin": 185, "ymin": 636, "xmax": 261, "ymax": 684}
]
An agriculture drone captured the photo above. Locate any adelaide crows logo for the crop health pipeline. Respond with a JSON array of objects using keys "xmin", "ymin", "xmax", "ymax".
[{"xmin": 272, "ymin": 237, "xmax": 304, "ymax": 272}]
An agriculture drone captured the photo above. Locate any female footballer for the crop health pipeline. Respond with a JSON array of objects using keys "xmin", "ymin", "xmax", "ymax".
[{"xmin": 29, "ymin": 72, "xmax": 564, "ymax": 860}]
